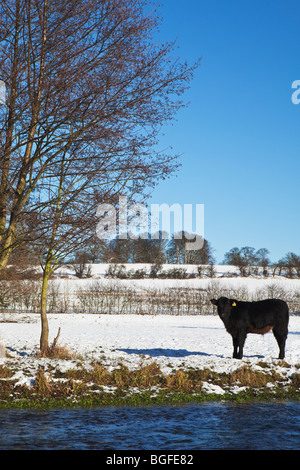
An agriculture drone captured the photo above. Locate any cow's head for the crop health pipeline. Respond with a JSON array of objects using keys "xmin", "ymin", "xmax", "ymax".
[{"xmin": 210, "ymin": 297, "xmax": 237, "ymax": 321}]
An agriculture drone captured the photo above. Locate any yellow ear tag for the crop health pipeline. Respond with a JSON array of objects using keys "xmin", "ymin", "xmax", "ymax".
[{"xmin": 232, "ymin": 302, "xmax": 236, "ymax": 307}]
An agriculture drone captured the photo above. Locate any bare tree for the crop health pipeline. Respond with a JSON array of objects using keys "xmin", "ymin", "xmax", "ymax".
[
  {"xmin": 0, "ymin": 0, "xmax": 198, "ymax": 353},
  {"xmin": 0, "ymin": 0, "xmax": 198, "ymax": 274},
  {"xmin": 256, "ymin": 248, "xmax": 270, "ymax": 276},
  {"xmin": 279, "ymin": 252, "xmax": 300, "ymax": 279},
  {"xmin": 223, "ymin": 247, "xmax": 251, "ymax": 276},
  {"xmin": 167, "ymin": 232, "xmax": 213, "ymax": 265}
]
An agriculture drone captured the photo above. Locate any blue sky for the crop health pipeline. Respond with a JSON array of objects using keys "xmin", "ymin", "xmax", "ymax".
[{"xmin": 149, "ymin": 0, "xmax": 300, "ymax": 263}]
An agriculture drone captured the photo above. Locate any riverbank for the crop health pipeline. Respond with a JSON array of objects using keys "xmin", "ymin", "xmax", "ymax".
[{"xmin": 0, "ymin": 313, "xmax": 299, "ymax": 408}]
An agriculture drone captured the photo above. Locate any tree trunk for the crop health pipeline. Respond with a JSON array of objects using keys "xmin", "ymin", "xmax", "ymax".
[{"xmin": 40, "ymin": 267, "xmax": 50, "ymax": 353}]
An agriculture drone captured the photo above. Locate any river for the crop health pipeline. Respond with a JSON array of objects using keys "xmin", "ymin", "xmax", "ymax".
[{"xmin": 0, "ymin": 402, "xmax": 299, "ymax": 450}]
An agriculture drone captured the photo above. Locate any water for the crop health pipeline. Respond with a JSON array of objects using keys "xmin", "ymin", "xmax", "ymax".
[{"xmin": 0, "ymin": 402, "xmax": 299, "ymax": 450}]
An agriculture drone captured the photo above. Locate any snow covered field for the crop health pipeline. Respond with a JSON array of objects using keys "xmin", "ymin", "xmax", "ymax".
[
  {"xmin": 1, "ymin": 311, "xmax": 300, "ymax": 394},
  {"xmin": 0, "ymin": 264, "xmax": 300, "ymax": 397}
]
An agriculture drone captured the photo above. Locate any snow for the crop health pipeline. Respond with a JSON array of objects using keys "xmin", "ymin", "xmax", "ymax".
[
  {"xmin": 0, "ymin": 263, "xmax": 300, "ymax": 396},
  {"xmin": 0, "ymin": 311, "xmax": 300, "ymax": 393}
]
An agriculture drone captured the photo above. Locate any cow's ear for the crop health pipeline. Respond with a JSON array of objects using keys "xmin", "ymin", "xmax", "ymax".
[{"xmin": 210, "ymin": 299, "xmax": 217, "ymax": 305}]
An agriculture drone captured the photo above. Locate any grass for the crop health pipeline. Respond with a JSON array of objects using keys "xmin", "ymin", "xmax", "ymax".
[{"xmin": 0, "ymin": 356, "xmax": 299, "ymax": 409}]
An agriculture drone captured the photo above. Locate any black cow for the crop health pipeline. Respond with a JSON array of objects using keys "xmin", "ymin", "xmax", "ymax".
[{"xmin": 210, "ymin": 297, "xmax": 289, "ymax": 359}]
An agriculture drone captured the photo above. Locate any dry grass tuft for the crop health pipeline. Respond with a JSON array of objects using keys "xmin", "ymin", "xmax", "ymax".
[
  {"xmin": 225, "ymin": 366, "xmax": 278, "ymax": 388},
  {"xmin": 34, "ymin": 367, "xmax": 52, "ymax": 396},
  {"xmin": 291, "ymin": 373, "xmax": 300, "ymax": 388},
  {"xmin": 166, "ymin": 370, "xmax": 194, "ymax": 393},
  {"xmin": 0, "ymin": 365, "xmax": 13, "ymax": 378},
  {"xmin": 37, "ymin": 328, "xmax": 75, "ymax": 360}
]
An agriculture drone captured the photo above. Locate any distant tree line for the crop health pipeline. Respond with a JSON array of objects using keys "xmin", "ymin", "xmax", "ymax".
[
  {"xmin": 4, "ymin": 238, "xmax": 300, "ymax": 280},
  {"xmin": 223, "ymin": 246, "xmax": 300, "ymax": 278},
  {"xmin": 74, "ymin": 231, "xmax": 215, "ymax": 266},
  {"xmin": 71, "ymin": 240, "xmax": 300, "ymax": 279}
]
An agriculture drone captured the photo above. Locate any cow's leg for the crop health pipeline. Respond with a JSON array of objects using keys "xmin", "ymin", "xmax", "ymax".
[
  {"xmin": 237, "ymin": 331, "xmax": 247, "ymax": 359},
  {"xmin": 232, "ymin": 336, "xmax": 239, "ymax": 358},
  {"xmin": 273, "ymin": 328, "xmax": 287, "ymax": 359}
]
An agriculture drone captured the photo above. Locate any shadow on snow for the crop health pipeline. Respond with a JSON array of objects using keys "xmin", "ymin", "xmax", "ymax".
[{"xmin": 117, "ymin": 348, "xmax": 220, "ymax": 358}]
